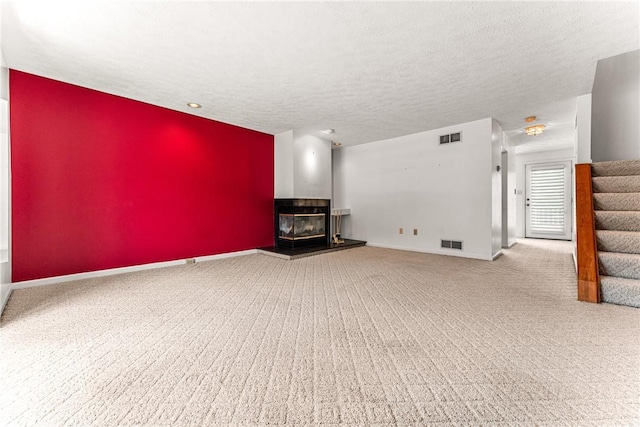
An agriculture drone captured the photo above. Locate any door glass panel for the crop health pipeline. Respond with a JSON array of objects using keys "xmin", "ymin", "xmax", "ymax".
[{"xmin": 529, "ymin": 168, "xmax": 565, "ymax": 234}]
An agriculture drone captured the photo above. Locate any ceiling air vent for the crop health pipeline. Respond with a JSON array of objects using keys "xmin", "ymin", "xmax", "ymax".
[
  {"xmin": 439, "ymin": 132, "xmax": 462, "ymax": 145},
  {"xmin": 441, "ymin": 239, "xmax": 463, "ymax": 250}
]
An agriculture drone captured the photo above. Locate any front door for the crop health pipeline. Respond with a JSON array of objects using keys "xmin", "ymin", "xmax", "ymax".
[{"xmin": 525, "ymin": 161, "xmax": 572, "ymax": 240}]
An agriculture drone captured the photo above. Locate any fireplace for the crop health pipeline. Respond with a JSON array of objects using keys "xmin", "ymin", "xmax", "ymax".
[{"xmin": 274, "ymin": 199, "xmax": 330, "ymax": 249}]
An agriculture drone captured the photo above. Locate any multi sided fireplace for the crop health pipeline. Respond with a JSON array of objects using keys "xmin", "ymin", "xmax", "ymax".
[{"xmin": 274, "ymin": 199, "xmax": 330, "ymax": 249}]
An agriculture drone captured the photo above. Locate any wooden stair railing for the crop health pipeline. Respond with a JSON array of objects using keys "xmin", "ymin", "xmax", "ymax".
[{"xmin": 575, "ymin": 163, "xmax": 600, "ymax": 303}]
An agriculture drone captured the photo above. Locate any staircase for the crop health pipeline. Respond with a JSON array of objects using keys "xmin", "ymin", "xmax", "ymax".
[{"xmin": 591, "ymin": 159, "xmax": 640, "ymax": 308}]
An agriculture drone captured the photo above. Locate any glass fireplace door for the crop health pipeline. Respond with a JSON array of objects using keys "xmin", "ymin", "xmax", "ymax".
[{"xmin": 279, "ymin": 213, "xmax": 326, "ymax": 240}]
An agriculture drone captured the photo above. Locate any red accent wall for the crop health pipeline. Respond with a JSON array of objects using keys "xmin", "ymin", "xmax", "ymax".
[{"xmin": 10, "ymin": 70, "xmax": 274, "ymax": 282}]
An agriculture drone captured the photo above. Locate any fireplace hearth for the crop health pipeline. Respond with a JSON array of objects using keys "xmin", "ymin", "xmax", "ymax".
[{"xmin": 274, "ymin": 199, "xmax": 330, "ymax": 249}]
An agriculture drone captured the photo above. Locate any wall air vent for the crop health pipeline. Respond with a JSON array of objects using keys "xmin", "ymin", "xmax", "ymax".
[
  {"xmin": 441, "ymin": 239, "xmax": 463, "ymax": 250},
  {"xmin": 439, "ymin": 132, "xmax": 462, "ymax": 145}
]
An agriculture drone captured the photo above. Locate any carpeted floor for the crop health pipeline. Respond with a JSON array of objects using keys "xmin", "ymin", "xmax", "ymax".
[{"xmin": 1, "ymin": 239, "xmax": 639, "ymax": 426}]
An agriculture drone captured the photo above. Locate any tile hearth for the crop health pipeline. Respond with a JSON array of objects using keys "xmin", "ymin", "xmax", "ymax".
[{"xmin": 258, "ymin": 239, "xmax": 366, "ymax": 260}]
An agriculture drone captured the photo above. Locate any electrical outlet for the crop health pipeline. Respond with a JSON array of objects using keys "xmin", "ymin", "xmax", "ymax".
[
  {"xmin": 399, "ymin": 228, "xmax": 403, "ymax": 234},
  {"xmin": 413, "ymin": 229, "xmax": 418, "ymax": 235},
  {"xmin": 186, "ymin": 258, "xmax": 196, "ymax": 265}
]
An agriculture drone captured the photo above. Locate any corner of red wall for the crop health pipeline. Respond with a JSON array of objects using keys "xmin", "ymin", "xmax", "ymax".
[{"xmin": 10, "ymin": 70, "xmax": 274, "ymax": 281}]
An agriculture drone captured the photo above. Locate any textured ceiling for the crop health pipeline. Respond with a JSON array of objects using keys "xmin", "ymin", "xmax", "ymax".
[{"xmin": 1, "ymin": 1, "xmax": 639, "ymax": 151}]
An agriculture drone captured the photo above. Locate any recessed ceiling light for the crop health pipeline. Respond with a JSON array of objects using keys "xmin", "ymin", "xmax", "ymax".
[
  {"xmin": 187, "ymin": 102, "xmax": 201, "ymax": 109},
  {"xmin": 332, "ymin": 141, "xmax": 342, "ymax": 147},
  {"xmin": 322, "ymin": 129, "xmax": 335, "ymax": 135}
]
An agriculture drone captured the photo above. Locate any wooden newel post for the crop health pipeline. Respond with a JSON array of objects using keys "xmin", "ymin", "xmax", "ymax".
[{"xmin": 575, "ymin": 164, "xmax": 600, "ymax": 303}]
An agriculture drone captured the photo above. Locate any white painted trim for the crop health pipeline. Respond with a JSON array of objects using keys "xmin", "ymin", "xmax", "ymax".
[
  {"xmin": 1, "ymin": 284, "xmax": 11, "ymax": 313},
  {"xmin": 492, "ymin": 250, "xmax": 503, "ymax": 260},
  {"xmin": 195, "ymin": 249, "xmax": 256, "ymax": 262},
  {"xmin": 11, "ymin": 249, "xmax": 258, "ymax": 290},
  {"xmin": 365, "ymin": 242, "xmax": 493, "ymax": 261}
]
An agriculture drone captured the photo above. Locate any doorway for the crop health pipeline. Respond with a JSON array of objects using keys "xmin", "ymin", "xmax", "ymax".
[{"xmin": 525, "ymin": 161, "xmax": 572, "ymax": 240}]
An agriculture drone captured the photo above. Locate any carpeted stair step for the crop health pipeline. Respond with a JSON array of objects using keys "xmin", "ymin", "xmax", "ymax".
[
  {"xmin": 592, "ymin": 175, "xmax": 640, "ymax": 193},
  {"xmin": 597, "ymin": 230, "xmax": 640, "ymax": 254},
  {"xmin": 591, "ymin": 159, "xmax": 640, "ymax": 177},
  {"xmin": 590, "ymin": 159, "xmax": 640, "ymax": 308},
  {"xmin": 593, "ymin": 192, "xmax": 640, "ymax": 211},
  {"xmin": 600, "ymin": 276, "xmax": 640, "ymax": 308},
  {"xmin": 598, "ymin": 252, "xmax": 640, "ymax": 280},
  {"xmin": 594, "ymin": 211, "xmax": 640, "ymax": 232}
]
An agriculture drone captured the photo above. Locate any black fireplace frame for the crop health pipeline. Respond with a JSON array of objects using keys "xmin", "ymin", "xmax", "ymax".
[{"xmin": 274, "ymin": 199, "xmax": 331, "ymax": 249}]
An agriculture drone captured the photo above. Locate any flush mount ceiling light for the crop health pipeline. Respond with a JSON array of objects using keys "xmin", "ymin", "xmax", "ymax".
[
  {"xmin": 523, "ymin": 116, "xmax": 545, "ymax": 136},
  {"xmin": 525, "ymin": 124, "xmax": 546, "ymax": 136},
  {"xmin": 322, "ymin": 129, "xmax": 335, "ymax": 135},
  {"xmin": 187, "ymin": 102, "xmax": 201, "ymax": 109},
  {"xmin": 332, "ymin": 141, "xmax": 342, "ymax": 147}
]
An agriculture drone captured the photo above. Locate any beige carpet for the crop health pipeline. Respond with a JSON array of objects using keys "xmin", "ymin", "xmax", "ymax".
[{"xmin": 1, "ymin": 239, "xmax": 639, "ymax": 426}]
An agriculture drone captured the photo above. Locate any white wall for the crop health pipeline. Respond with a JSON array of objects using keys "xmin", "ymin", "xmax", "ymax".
[
  {"xmin": 591, "ymin": 50, "xmax": 640, "ymax": 162},
  {"xmin": 331, "ymin": 148, "xmax": 351, "ymax": 239},
  {"xmin": 507, "ymin": 144, "xmax": 517, "ymax": 247},
  {"xmin": 575, "ymin": 93, "xmax": 592, "ymax": 164},
  {"xmin": 292, "ymin": 131, "xmax": 332, "ymax": 199},
  {"xmin": 1, "ymin": 46, "xmax": 11, "ymax": 313},
  {"xmin": 274, "ymin": 130, "xmax": 332, "ymax": 200},
  {"xmin": 491, "ymin": 120, "xmax": 503, "ymax": 258},
  {"xmin": 515, "ymin": 148, "xmax": 575, "ymax": 238},
  {"xmin": 499, "ymin": 133, "xmax": 517, "ymax": 249},
  {"xmin": 333, "ymin": 118, "xmax": 496, "ymax": 260},
  {"xmin": 274, "ymin": 130, "xmax": 294, "ymax": 198}
]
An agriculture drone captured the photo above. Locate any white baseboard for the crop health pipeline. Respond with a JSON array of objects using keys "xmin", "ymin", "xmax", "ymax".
[
  {"xmin": 365, "ymin": 242, "xmax": 493, "ymax": 261},
  {"xmin": 11, "ymin": 249, "xmax": 258, "ymax": 290},
  {"xmin": 492, "ymin": 250, "xmax": 503, "ymax": 260},
  {"xmin": 194, "ymin": 249, "xmax": 256, "ymax": 263}
]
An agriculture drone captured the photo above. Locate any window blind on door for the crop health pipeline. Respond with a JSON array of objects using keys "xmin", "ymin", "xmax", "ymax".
[{"xmin": 529, "ymin": 167, "xmax": 565, "ymax": 234}]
